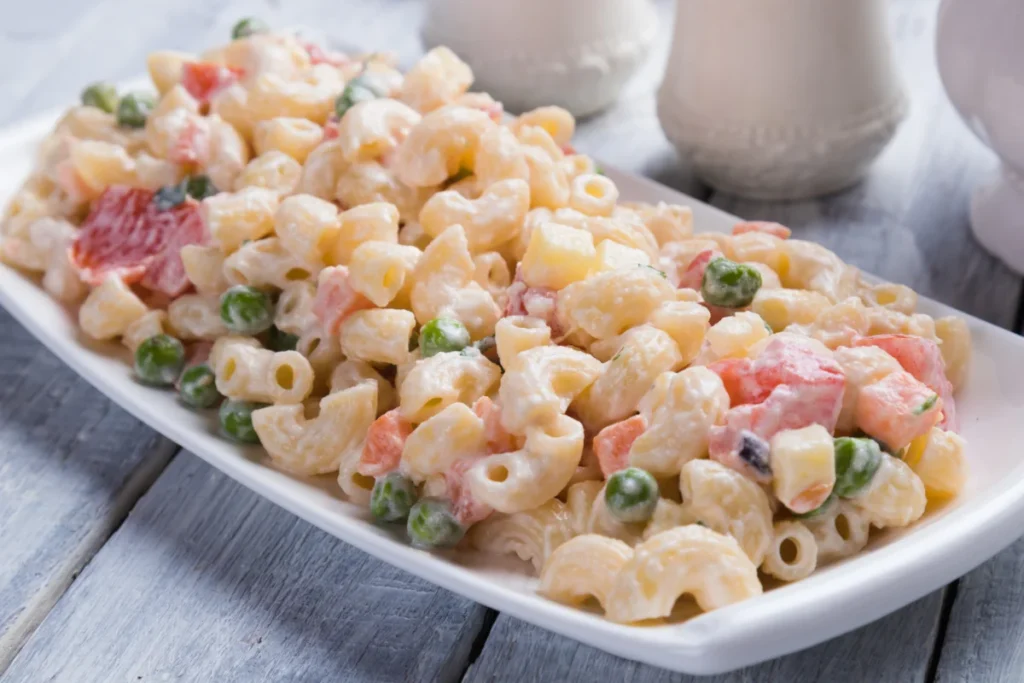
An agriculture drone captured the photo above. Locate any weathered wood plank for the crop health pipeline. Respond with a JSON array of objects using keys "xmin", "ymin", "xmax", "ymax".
[
  {"xmin": 932, "ymin": 541, "xmax": 1024, "ymax": 683},
  {"xmin": 465, "ymin": 592, "xmax": 945, "ymax": 683},
  {"xmin": 705, "ymin": 0, "xmax": 1021, "ymax": 327},
  {"xmin": 0, "ymin": 308, "xmax": 177, "ymax": 672},
  {"xmin": 1, "ymin": 454, "xmax": 491, "ymax": 683}
]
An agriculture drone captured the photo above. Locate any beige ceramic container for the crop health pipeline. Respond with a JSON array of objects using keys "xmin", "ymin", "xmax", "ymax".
[
  {"xmin": 658, "ymin": 0, "xmax": 908, "ymax": 199},
  {"xmin": 421, "ymin": 0, "xmax": 658, "ymax": 116}
]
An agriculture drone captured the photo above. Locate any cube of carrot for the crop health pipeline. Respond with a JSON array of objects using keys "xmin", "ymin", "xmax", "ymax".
[
  {"xmin": 594, "ymin": 415, "xmax": 648, "ymax": 478},
  {"xmin": 856, "ymin": 370, "xmax": 942, "ymax": 451}
]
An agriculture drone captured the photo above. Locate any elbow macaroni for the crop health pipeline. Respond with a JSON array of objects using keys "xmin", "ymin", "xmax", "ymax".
[
  {"xmin": 253, "ymin": 382, "xmax": 377, "ymax": 476},
  {"xmin": 78, "ymin": 275, "xmax": 148, "ymax": 340},
  {"xmin": 539, "ymin": 534, "xmax": 633, "ymax": 610},
  {"xmin": 466, "ymin": 413, "xmax": 584, "ymax": 513},
  {"xmin": 604, "ymin": 525, "xmax": 762, "ymax": 623},
  {"xmin": 470, "ymin": 499, "xmax": 575, "ymax": 573},
  {"xmin": 213, "ymin": 339, "xmax": 314, "ymax": 404}
]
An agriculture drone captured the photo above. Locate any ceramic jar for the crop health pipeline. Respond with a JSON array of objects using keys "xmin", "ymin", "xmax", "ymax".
[
  {"xmin": 657, "ymin": 0, "xmax": 908, "ymax": 200},
  {"xmin": 421, "ymin": 0, "xmax": 658, "ymax": 116},
  {"xmin": 937, "ymin": 0, "xmax": 1024, "ymax": 275}
]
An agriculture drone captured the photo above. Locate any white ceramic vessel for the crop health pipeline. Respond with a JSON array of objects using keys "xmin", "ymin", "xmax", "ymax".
[
  {"xmin": 4, "ymin": 101, "xmax": 1024, "ymax": 675},
  {"xmin": 658, "ymin": 0, "xmax": 907, "ymax": 200},
  {"xmin": 421, "ymin": 0, "xmax": 657, "ymax": 116},
  {"xmin": 936, "ymin": 0, "xmax": 1024, "ymax": 275}
]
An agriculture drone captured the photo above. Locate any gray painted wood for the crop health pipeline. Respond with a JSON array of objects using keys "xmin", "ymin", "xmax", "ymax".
[
  {"xmin": 932, "ymin": 541, "xmax": 1024, "ymax": 683},
  {"xmin": 1, "ymin": 454, "xmax": 491, "ymax": 683},
  {"xmin": 706, "ymin": 0, "xmax": 1020, "ymax": 328},
  {"xmin": 0, "ymin": 308, "xmax": 177, "ymax": 671},
  {"xmin": 466, "ymin": 592, "xmax": 945, "ymax": 683}
]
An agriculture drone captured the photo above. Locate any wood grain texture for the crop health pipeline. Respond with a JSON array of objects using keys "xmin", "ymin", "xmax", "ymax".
[
  {"xmin": 706, "ymin": 0, "xmax": 1021, "ymax": 327},
  {"xmin": 466, "ymin": 592, "xmax": 945, "ymax": 683},
  {"xmin": 0, "ymin": 308, "xmax": 177, "ymax": 672},
  {"xmin": 1, "ymin": 454, "xmax": 491, "ymax": 683},
  {"xmin": 932, "ymin": 541, "xmax": 1024, "ymax": 683}
]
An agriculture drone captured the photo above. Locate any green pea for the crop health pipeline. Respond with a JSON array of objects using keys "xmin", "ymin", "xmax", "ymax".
[
  {"xmin": 219, "ymin": 399, "xmax": 266, "ymax": 443},
  {"xmin": 833, "ymin": 437, "xmax": 883, "ymax": 497},
  {"xmin": 371, "ymin": 472, "xmax": 419, "ymax": 522},
  {"xmin": 220, "ymin": 285, "xmax": 275, "ymax": 335},
  {"xmin": 134, "ymin": 334, "xmax": 185, "ymax": 387},
  {"xmin": 701, "ymin": 257, "xmax": 763, "ymax": 308},
  {"xmin": 265, "ymin": 326, "xmax": 299, "ymax": 352},
  {"xmin": 178, "ymin": 364, "xmax": 222, "ymax": 409},
  {"xmin": 605, "ymin": 467, "xmax": 659, "ymax": 523},
  {"xmin": 407, "ymin": 498, "xmax": 465, "ymax": 548},
  {"xmin": 153, "ymin": 182, "xmax": 187, "ymax": 211},
  {"xmin": 794, "ymin": 492, "xmax": 838, "ymax": 520},
  {"xmin": 81, "ymin": 82, "xmax": 118, "ymax": 113},
  {"xmin": 231, "ymin": 17, "xmax": 269, "ymax": 39},
  {"xmin": 185, "ymin": 174, "xmax": 218, "ymax": 200},
  {"xmin": 418, "ymin": 317, "xmax": 471, "ymax": 358},
  {"xmin": 334, "ymin": 78, "xmax": 378, "ymax": 119},
  {"xmin": 116, "ymin": 92, "xmax": 155, "ymax": 129}
]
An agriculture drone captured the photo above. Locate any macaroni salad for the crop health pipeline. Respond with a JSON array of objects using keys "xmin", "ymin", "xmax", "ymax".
[{"xmin": 0, "ymin": 20, "xmax": 972, "ymax": 624}]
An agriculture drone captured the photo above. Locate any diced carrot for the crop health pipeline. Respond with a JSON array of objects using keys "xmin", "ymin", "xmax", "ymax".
[
  {"xmin": 790, "ymin": 483, "xmax": 833, "ymax": 514},
  {"xmin": 754, "ymin": 337, "xmax": 846, "ymax": 401},
  {"xmin": 357, "ymin": 409, "xmax": 413, "ymax": 478},
  {"xmin": 322, "ymin": 115, "xmax": 340, "ymax": 141},
  {"xmin": 472, "ymin": 396, "xmax": 516, "ymax": 454},
  {"xmin": 594, "ymin": 415, "xmax": 648, "ymax": 478},
  {"xmin": 300, "ymin": 40, "xmax": 351, "ymax": 67},
  {"xmin": 732, "ymin": 221, "xmax": 792, "ymax": 239},
  {"xmin": 709, "ymin": 380, "xmax": 844, "ymax": 483},
  {"xmin": 313, "ymin": 266, "xmax": 374, "ymax": 336},
  {"xmin": 503, "ymin": 265, "xmax": 563, "ymax": 337},
  {"xmin": 446, "ymin": 457, "xmax": 493, "ymax": 525},
  {"xmin": 708, "ymin": 335, "xmax": 845, "ymax": 407},
  {"xmin": 181, "ymin": 62, "xmax": 243, "ymax": 104},
  {"xmin": 677, "ymin": 248, "xmax": 720, "ymax": 291},
  {"xmin": 856, "ymin": 370, "xmax": 943, "ymax": 451},
  {"xmin": 854, "ymin": 334, "xmax": 957, "ymax": 431},
  {"xmin": 168, "ymin": 117, "xmax": 210, "ymax": 166},
  {"xmin": 707, "ymin": 357, "xmax": 756, "ymax": 406},
  {"xmin": 708, "ymin": 335, "xmax": 847, "ymax": 482}
]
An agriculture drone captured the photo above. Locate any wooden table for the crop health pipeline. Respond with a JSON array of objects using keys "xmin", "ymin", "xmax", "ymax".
[{"xmin": 1, "ymin": 1, "xmax": 1021, "ymax": 680}]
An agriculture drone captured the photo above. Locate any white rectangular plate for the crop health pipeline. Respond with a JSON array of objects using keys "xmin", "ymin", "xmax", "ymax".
[{"xmin": 3, "ymin": 107, "xmax": 1024, "ymax": 676}]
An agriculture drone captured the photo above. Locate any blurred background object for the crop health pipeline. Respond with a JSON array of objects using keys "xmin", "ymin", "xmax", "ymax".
[
  {"xmin": 657, "ymin": 0, "xmax": 907, "ymax": 200},
  {"xmin": 937, "ymin": 0, "xmax": 1024, "ymax": 274},
  {"xmin": 421, "ymin": 0, "xmax": 658, "ymax": 116}
]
